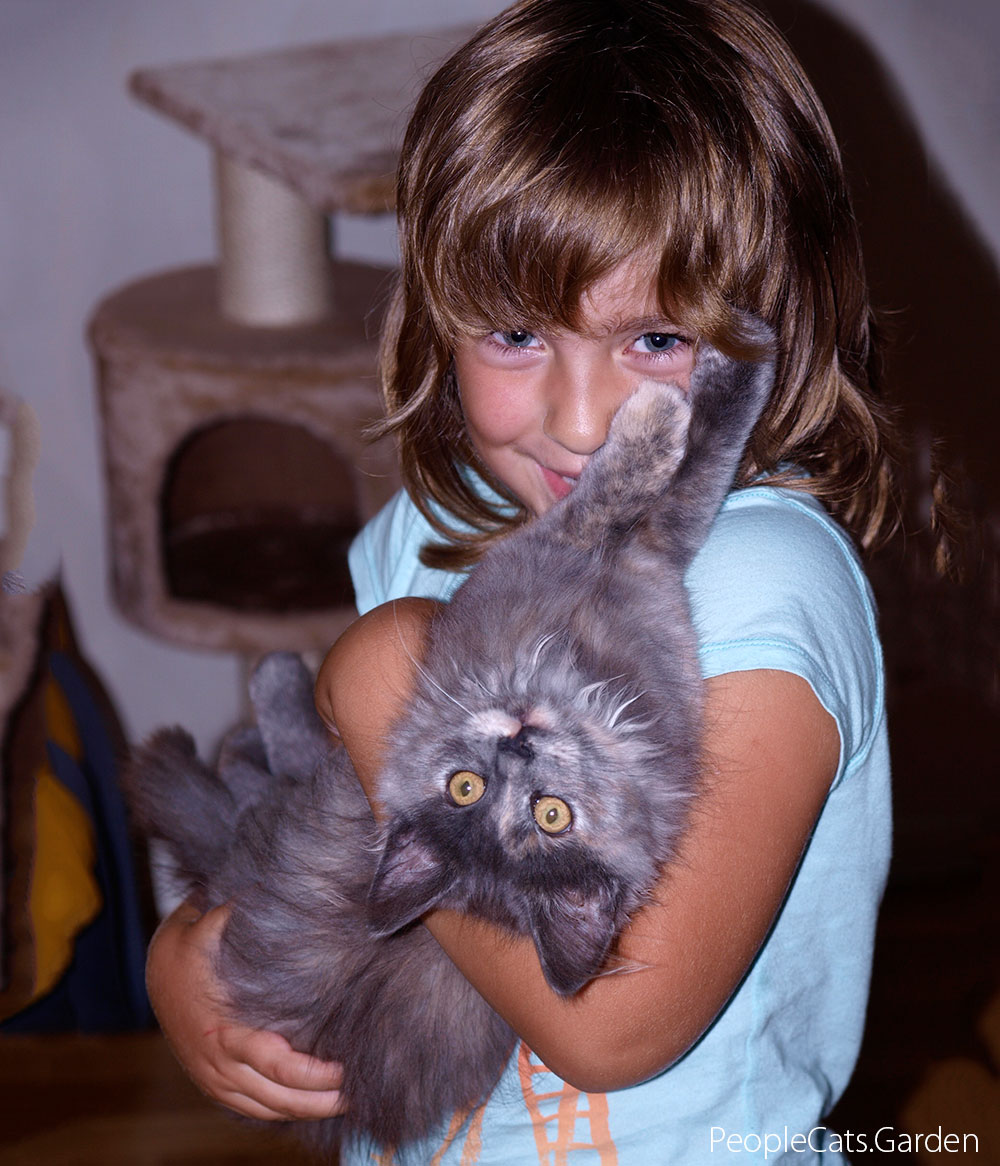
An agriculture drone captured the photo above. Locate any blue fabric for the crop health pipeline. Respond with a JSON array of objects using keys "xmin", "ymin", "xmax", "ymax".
[
  {"xmin": 50, "ymin": 651, "xmax": 151, "ymax": 1031},
  {"xmin": 2, "ymin": 651, "xmax": 151, "ymax": 1033},
  {"xmin": 345, "ymin": 483, "xmax": 891, "ymax": 1165}
]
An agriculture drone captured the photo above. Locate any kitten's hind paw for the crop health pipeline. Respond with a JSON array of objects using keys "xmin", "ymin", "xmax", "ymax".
[{"xmin": 249, "ymin": 651, "xmax": 330, "ymax": 781}]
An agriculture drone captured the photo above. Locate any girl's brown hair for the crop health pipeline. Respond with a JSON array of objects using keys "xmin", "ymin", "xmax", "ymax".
[{"xmin": 377, "ymin": 0, "xmax": 900, "ymax": 570}]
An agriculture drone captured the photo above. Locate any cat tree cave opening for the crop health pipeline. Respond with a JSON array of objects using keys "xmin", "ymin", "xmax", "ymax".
[{"xmin": 161, "ymin": 416, "xmax": 359, "ymax": 613}]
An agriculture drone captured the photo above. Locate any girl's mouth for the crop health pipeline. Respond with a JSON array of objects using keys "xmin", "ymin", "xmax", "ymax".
[{"xmin": 540, "ymin": 465, "xmax": 579, "ymax": 501}]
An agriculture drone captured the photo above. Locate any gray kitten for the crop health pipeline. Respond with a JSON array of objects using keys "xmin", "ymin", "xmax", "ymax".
[{"xmin": 126, "ymin": 319, "xmax": 774, "ymax": 1158}]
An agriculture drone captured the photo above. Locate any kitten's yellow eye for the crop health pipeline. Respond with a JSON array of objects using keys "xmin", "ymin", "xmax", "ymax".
[
  {"xmin": 448, "ymin": 771, "xmax": 486, "ymax": 805},
  {"xmin": 532, "ymin": 796, "xmax": 572, "ymax": 834}
]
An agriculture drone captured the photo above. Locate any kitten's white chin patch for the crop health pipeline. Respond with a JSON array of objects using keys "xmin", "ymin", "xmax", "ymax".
[{"xmin": 470, "ymin": 708, "xmax": 522, "ymax": 739}]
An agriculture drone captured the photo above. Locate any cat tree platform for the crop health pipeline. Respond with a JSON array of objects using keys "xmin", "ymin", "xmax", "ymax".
[
  {"xmin": 91, "ymin": 25, "xmax": 471, "ymax": 654},
  {"xmin": 128, "ymin": 26, "xmax": 474, "ymax": 216}
]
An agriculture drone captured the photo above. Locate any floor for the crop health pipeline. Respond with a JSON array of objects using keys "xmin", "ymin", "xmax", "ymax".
[{"xmin": 0, "ymin": 1031, "xmax": 316, "ymax": 1165}]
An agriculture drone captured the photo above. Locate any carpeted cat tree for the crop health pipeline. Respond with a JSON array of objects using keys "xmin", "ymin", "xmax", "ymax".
[{"xmin": 90, "ymin": 27, "xmax": 472, "ymax": 654}]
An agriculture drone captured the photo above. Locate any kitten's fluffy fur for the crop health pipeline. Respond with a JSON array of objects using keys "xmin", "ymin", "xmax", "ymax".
[{"xmin": 126, "ymin": 322, "xmax": 774, "ymax": 1157}]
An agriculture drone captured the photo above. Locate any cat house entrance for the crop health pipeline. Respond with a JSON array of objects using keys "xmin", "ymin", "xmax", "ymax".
[{"xmin": 162, "ymin": 417, "xmax": 358, "ymax": 613}]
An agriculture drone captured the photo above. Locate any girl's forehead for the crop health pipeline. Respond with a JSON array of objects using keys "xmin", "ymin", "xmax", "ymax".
[{"xmin": 574, "ymin": 258, "xmax": 673, "ymax": 334}]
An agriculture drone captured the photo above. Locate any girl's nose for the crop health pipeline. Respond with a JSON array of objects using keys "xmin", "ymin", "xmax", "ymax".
[{"xmin": 542, "ymin": 362, "xmax": 623, "ymax": 456}]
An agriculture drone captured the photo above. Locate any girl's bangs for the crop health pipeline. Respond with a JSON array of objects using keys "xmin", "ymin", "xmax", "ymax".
[
  {"xmin": 421, "ymin": 145, "xmax": 757, "ymax": 356},
  {"xmin": 400, "ymin": 1, "xmax": 779, "ymax": 353}
]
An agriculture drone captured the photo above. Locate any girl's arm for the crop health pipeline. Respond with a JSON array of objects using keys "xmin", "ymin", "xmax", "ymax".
[
  {"xmin": 145, "ymin": 900, "xmax": 345, "ymax": 1119},
  {"xmin": 316, "ymin": 597, "xmax": 840, "ymax": 1094}
]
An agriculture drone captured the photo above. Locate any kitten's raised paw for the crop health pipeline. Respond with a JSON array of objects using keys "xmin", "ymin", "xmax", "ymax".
[
  {"xmin": 547, "ymin": 379, "xmax": 692, "ymax": 548},
  {"xmin": 605, "ymin": 380, "xmax": 691, "ymax": 480},
  {"xmin": 686, "ymin": 317, "xmax": 776, "ymax": 410}
]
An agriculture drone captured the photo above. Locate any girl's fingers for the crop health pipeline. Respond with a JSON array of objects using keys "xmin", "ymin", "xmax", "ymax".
[
  {"xmin": 220, "ymin": 1028, "xmax": 344, "ymax": 1092},
  {"xmin": 215, "ymin": 1065, "xmax": 345, "ymax": 1121},
  {"xmin": 188, "ymin": 900, "xmax": 230, "ymax": 942},
  {"xmin": 212, "ymin": 1027, "xmax": 346, "ymax": 1119},
  {"xmin": 217, "ymin": 1075, "xmax": 345, "ymax": 1122}
]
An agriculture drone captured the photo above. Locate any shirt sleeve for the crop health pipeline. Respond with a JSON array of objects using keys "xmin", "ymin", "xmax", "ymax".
[
  {"xmin": 348, "ymin": 492, "xmax": 398, "ymax": 615},
  {"xmin": 349, "ymin": 489, "xmax": 467, "ymax": 614},
  {"xmin": 686, "ymin": 487, "xmax": 884, "ymax": 785}
]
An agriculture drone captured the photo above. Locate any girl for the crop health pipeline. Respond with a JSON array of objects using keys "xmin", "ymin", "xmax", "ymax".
[{"xmin": 147, "ymin": 1, "xmax": 896, "ymax": 1160}]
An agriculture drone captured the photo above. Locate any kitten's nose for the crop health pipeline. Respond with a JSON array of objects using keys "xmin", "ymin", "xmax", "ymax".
[{"xmin": 498, "ymin": 727, "xmax": 534, "ymax": 760}]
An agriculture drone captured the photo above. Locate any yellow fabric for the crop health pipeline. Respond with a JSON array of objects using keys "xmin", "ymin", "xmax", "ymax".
[
  {"xmin": 28, "ymin": 767, "xmax": 102, "ymax": 998},
  {"xmin": 23, "ymin": 675, "xmax": 102, "ymax": 1001}
]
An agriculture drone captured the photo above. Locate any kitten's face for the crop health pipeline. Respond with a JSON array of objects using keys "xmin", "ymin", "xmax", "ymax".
[{"xmin": 367, "ymin": 679, "xmax": 680, "ymax": 995}]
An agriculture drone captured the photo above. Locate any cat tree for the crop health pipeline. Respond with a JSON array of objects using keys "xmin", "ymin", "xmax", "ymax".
[{"xmin": 90, "ymin": 26, "xmax": 471, "ymax": 654}]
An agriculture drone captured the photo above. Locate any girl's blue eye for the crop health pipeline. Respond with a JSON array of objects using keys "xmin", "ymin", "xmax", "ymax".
[
  {"xmin": 635, "ymin": 332, "xmax": 681, "ymax": 353},
  {"xmin": 497, "ymin": 330, "xmax": 536, "ymax": 348}
]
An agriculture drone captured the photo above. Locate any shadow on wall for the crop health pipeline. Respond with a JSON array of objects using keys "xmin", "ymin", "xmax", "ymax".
[
  {"xmin": 762, "ymin": 1, "xmax": 1000, "ymax": 1157},
  {"xmin": 767, "ymin": 0, "xmax": 1000, "ymax": 511}
]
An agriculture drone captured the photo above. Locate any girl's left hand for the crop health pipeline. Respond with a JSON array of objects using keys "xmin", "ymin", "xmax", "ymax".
[{"xmin": 146, "ymin": 899, "xmax": 347, "ymax": 1121}]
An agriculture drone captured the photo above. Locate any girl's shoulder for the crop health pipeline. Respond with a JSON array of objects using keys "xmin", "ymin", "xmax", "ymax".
[
  {"xmin": 690, "ymin": 482, "xmax": 877, "ymax": 629},
  {"xmin": 349, "ymin": 486, "xmax": 471, "ymax": 614},
  {"xmin": 690, "ymin": 483, "xmax": 884, "ymax": 780}
]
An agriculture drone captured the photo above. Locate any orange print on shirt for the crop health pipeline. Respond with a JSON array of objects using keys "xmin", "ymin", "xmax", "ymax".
[
  {"xmin": 429, "ymin": 1102, "xmax": 487, "ymax": 1166},
  {"xmin": 369, "ymin": 1102, "xmax": 487, "ymax": 1166},
  {"xmin": 518, "ymin": 1042, "xmax": 619, "ymax": 1165}
]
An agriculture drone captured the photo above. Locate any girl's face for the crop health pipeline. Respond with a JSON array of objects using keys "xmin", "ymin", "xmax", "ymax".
[{"xmin": 454, "ymin": 256, "xmax": 695, "ymax": 516}]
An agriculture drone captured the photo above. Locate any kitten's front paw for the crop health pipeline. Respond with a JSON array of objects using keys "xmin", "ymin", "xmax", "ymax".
[{"xmin": 605, "ymin": 380, "xmax": 691, "ymax": 479}]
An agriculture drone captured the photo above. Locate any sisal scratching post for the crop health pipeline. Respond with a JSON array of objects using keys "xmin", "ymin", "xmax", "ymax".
[
  {"xmin": 0, "ymin": 392, "xmax": 41, "ymax": 587},
  {"xmin": 214, "ymin": 152, "xmax": 332, "ymax": 327}
]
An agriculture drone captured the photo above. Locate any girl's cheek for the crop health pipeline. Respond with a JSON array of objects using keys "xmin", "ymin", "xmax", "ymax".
[
  {"xmin": 464, "ymin": 389, "xmax": 536, "ymax": 446},
  {"xmin": 455, "ymin": 355, "xmax": 540, "ymax": 446}
]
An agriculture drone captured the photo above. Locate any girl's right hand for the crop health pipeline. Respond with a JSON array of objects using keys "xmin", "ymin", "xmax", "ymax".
[{"xmin": 146, "ymin": 899, "xmax": 345, "ymax": 1121}]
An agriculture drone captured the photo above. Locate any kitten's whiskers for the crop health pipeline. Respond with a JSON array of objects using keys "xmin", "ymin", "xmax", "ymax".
[
  {"xmin": 527, "ymin": 631, "xmax": 561, "ymax": 671},
  {"xmin": 604, "ymin": 691, "xmax": 645, "ymax": 730},
  {"xmin": 391, "ymin": 604, "xmax": 476, "ymax": 718}
]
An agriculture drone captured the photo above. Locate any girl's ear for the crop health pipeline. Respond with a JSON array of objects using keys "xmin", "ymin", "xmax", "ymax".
[
  {"xmin": 367, "ymin": 820, "xmax": 454, "ymax": 937},
  {"xmin": 529, "ymin": 884, "xmax": 621, "ymax": 996}
]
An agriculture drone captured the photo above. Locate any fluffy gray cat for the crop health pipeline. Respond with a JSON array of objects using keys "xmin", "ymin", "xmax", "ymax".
[{"xmin": 126, "ymin": 319, "xmax": 774, "ymax": 1158}]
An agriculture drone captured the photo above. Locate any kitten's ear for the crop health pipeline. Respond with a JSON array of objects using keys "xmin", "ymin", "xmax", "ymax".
[
  {"xmin": 529, "ymin": 885, "xmax": 621, "ymax": 997},
  {"xmin": 367, "ymin": 820, "xmax": 453, "ymax": 938}
]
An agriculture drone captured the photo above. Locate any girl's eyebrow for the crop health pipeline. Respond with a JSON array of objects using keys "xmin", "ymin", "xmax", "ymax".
[{"xmin": 585, "ymin": 315, "xmax": 683, "ymax": 338}]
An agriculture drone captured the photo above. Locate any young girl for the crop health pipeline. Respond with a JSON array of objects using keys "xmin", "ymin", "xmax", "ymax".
[{"xmin": 147, "ymin": 1, "xmax": 896, "ymax": 1160}]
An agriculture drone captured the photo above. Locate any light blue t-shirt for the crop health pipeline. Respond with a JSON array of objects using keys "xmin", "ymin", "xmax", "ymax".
[{"xmin": 345, "ymin": 483, "xmax": 891, "ymax": 1166}]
